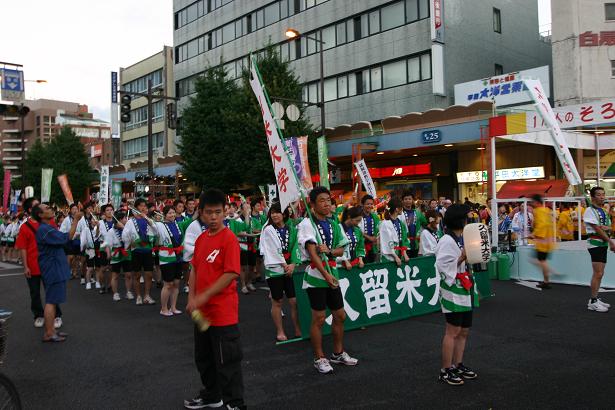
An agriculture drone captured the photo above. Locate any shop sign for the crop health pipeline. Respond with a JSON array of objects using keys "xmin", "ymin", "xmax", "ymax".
[
  {"xmin": 90, "ymin": 144, "xmax": 103, "ymax": 158},
  {"xmin": 74, "ymin": 127, "xmax": 101, "ymax": 138},
  {"xmin": 526, "ymin": 99, "xmax": 615, "ymax": 130},
  {"xmin": 579, "ymin": 31, "xmax": 615, "ymax": 47},
  {"xmin": 430, "ymin": 0, "xmax": 444, "ymax": 43},
  {"xmin": 421, "ymin": 129, "xmax": 442, "ymax": 144},
  {"xmin": 369, "ymin": 164, "xmax": 431, "ymax": 179},
  {"xmin": 456, "ymin": 166, "xmax": 544, "ymax": 183},
  {"xmin": 454, "ymin": 66, "xmax": 549, "ymax": 107}
]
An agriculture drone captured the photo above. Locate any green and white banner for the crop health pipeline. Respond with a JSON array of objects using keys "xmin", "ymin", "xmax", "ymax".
[
  {"xmin": 41, "ymin": 168, "xmax": 53, "ymax": 203},
  {"xmin": 111, "ymin": 181, "xmax": 122, "ymax": 209},
  {"xmin": 317, "ymin": 136, "xmax": 329, "ymax": 189},
  {"xmin": 292, "ymin": 256, "xmax": 492, "ymax": 338}
]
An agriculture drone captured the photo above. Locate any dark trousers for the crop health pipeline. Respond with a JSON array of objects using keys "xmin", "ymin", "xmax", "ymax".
[
  {"xmin": 406, "ymin": 248, "xmax": 419, "ymax": 259},
  {"xmin": 194, "ymin": 324, "xmax": 244, "ymax": 408},
  {"xmin": 26, "ymin": 275, "xmax": 62, "ymax": 319}
]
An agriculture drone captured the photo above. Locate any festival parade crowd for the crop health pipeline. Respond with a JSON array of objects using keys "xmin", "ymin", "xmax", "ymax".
[{"xmin": 6, "ymin": 185, "xmax": 615, "ymax": 409}]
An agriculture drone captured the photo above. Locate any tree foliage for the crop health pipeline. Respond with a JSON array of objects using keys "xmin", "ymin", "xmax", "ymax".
[
  {"xmin": 24, "ymin": 126, "xmax": 96, "ymax": 204},
  {"xmin": 179, "ymin": 45, "xmax": 316, "ymax": 193}
]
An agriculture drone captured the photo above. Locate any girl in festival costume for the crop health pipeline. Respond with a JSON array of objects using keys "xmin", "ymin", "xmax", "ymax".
[
  {"xmin": 259, "ymin": 202, "xmax": 302, "ymax": 342},
  {"xmin": 155, "ymin": 206, "xmax": 185, "ymax": 316},
  {"xmin": 80, "ymin": 213, "xmax": 102, "ymax": 290},
  {"xmin": 379, "ymin": 199, "xmax": 410, "ymax": 266},
  {"xmin": 0, "ymin": 217, "xmax": 9, "ymax": 262},
  {"xmin": 6, "ymin": 215, "xmax": 19, "ymax": 262},
  {"xmin": 360, "ymin": 195, "xmax": 380, "ymax": 264},
  {"xmin": 103, "ymin": 211, "xmax": 132, "ymax": 301},
  {"xmin": 97, "ymin": 204, "xmax": 115, "ymax": 294},
  {"xmin": 339, "ymin": 206, "xmax": 366, "ymax": 270},
  {"xmin": 419, "ymin": 210, "xmax": 442, "ymax": 256},
  {"xmin": 436, "ymin": 204, "xmax": 479, "ymax": 386}
]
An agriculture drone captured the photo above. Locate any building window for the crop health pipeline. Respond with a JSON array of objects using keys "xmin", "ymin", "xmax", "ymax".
[
  {"xmin": 611, "ymin": 60, "xmax": 615, "ymax": 77},
  {"xmin": 495, "ymin": 64, "xmax": 504, "ymax": 75},
  {"xmin": 122, "ymin": 132, "xmax": 164, "ymax": 160},
  {"xmin": 383, "ymin": 60, "xmax": 407, "ymax": 88},
  {"xmin": 381, "ymin": 1, "xmax": 405, "ymax": 31},
  {"xmin": 493, "ymin": 8, "xmax": 501, "ymax": 33},
  {"xmin": 606, "ymin": 3, "xmax": 615, "ymax": 20}
]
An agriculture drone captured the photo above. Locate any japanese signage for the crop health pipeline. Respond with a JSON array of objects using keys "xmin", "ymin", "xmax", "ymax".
[
  {"xmin": 369, "ymin": 164, "xmax": 431, "ymax": 179},
  {"xmin": 430, "ymin": 0, "xmax": 444, "ymax": 43},
  {"xmin": 454, "ymin": 66, "xmax": 550, "ymax": 107},
  {"xmin": 285, "ymin": 136, "xmax": 313, "ymax": 191},
  {"xmin": 99, "ymin": 166, "xmax": 109, "ymax": 205},
  {"xmin": 292, "ymin": 258, "xmax": 492, "ymax": 338},
  {"xmin": 526, "ymin": 99, "xmax": 615, "ymax": 130},
  {"xmin": 75, "ymin": 127, "xmax": 103, "ymax": 139},
  {"xmin": 525, "ymin": 79, "xmax": 582, "ymax": 185},
  {"xmin": 111, "ymin": 71, "xmax": 119, "ymax": 137},
  {"xmin": 57, "ymin": 174, "xmax": 74, "ymax": 205},
  {"xmin": 579, "ymin": 31, "xmax": 615, "ymax": 47},
  {"xmin": 91, "ymin": 144, "xmax": 103, "ymax": 158},
  {"xmin": 249, "ymin": 57, "xmax": 301, "ymax": 211},
  {"xmin": 3, "ymin": 171, "xmax": 10, "ymax": 212},
  {"xmin": 0, "ymin": 68, "xmax": 25, "ymax": 103},
  {"xmin": 421, "ymin": 129, "xmax": 442, "ymax": 143},
  {"xmin": 41, "ymin": 168, "xmax": 53, "ymax": 203},
  {"xmin": 456, "ymin": 166, "xmax": 545, "ymax": 183},
  {"xmin": 354, "ymin": 159, "xmax": 377, "ymax": 198},
  {"xmin": 317, "ymin": 136, "xmax": 330, "ymax": 189}
]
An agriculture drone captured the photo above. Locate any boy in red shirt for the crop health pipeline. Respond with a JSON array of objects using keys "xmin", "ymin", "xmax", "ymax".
[{"xmin": 185, "ymin": 189, "xmax": 245, "ymax": 410}]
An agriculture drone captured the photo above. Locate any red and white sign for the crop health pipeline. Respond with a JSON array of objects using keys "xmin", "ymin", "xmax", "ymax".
[
  {"xmin": 430, "ymin": 0, "xmax": 444, "ymax": 43},
  {"xmin": 525, "ymin": 79, "xmax": 582, "ymax": 185},
  {"xmin": 579, "ymin": 31, "xmax": 615, "ymax": 47},
  {"xmin": 91, "ymin": 144, "xmax": 103, "ymax": 158},
  {"xmin": 526, "ymin": 99, "xmax": 615, "ymax": 130},
  {"xmin": 368, "ymin": 164, "xmax": 431, "ymax": 179},
  {"xmin": 249, "ymin": 58, "xmax": 300, "ymax": 211}
]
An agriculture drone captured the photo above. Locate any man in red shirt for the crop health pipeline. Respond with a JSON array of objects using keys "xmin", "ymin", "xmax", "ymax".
[
  {"xmin": 184, "ymin": 189, "xmax": 245, "ymax": 410},
  {"xmin": 15, "ymin": 198, "xmax": 63, "ymax": 329}
]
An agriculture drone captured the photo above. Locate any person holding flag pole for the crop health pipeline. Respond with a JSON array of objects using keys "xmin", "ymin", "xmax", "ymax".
[{"xmin": 249, "ymin": 54, "xmax": 358, "ymax": 375}]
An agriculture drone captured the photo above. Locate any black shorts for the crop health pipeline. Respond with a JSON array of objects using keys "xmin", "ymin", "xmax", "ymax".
[
  {"xmin": 131, "ymin": 251, "xmax": 154, "ymax": 272},
  {"xmin": 306, "ymin": 286, "xmax": 344, "ymax": 312},
  {"xmin": 6, "ymin": 241, "xmax": 14, "ymax": 248},
  {"xmin": 0, "ymin": 240, "xmax": 6, "ymax": 246},
  {"xmin": 65, "ymin": 239, "xmax": 81, "ymax": 255},
  {"xmin": 267, "ymin": 276, "xmax": 295, "ymax": 300},
  {"xmin": 111, "ymin": 260, "xmax": 132, "ymax": 274},
  {"xmin": 445, "ymin": 311, "xmax": 473, "ymax": 328},
  {"xmin": 98, "ymin": 252, "xmax": 109, "ymax": 266},
  {"xmin": 589, "ymin": 246, "xmax": 608, "ymax": 263},
  {"xmin": 85, "ymin": 254, "xmax": 103, "ymax": 268},
  {"xmin": 240, "ymin": 250, "xmax": 256, "ymax": 267},
  {"xmin": 535, "ymin": 251, "xmax": 550, "ymax": 261},
  {"xmin": 161, "ymin": 263, "xmax": 182, "ymax": 282}
]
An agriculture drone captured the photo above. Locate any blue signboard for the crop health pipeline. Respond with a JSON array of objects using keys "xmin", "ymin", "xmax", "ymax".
[
  {"xmin": 421, "ymin": 129, "xmax": 442, "ymax": 144},
  {"xmin": 111, "ymin": 71, "xmax": 118, "ymax": 103},
  {"xmin": 0, "ymin": 69, "xmax": 24, "ymax": 91}
]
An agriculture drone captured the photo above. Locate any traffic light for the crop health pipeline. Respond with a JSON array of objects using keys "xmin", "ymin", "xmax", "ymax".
[
  {"xmin": 166, "ymin": 103, "xmax": 177, "ymax": 129},
  {"xmin": 120, "ymin": 94, "xmax": 132, "ymax": 123},
  {"xmin": 0, "ymin": 104, "xmax": 29, "ymax": 116}
]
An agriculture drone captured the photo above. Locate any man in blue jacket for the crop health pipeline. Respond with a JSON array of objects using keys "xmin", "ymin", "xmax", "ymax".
[{"xmin": 33, "ymin": 204, "xmax": 81, "ymax": 342}]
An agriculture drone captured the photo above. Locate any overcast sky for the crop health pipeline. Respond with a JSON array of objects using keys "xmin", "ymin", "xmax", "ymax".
[{"xmin": 1, "ymin": 0, "xmax": 551, "ymax": 122}]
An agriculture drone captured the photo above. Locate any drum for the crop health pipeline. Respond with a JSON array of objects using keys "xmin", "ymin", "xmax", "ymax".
[{"xmin": 463, "ymin": 223, "xmax": 492, "ymax": 264}]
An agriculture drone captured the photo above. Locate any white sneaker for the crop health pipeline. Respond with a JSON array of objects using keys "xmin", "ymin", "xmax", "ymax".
[
  {"xmin": 330, "ymin": 351, "xmax": 358, "ymax": 366},
  {"xmin": 184, "ymin": 286, "xmax": 189, "ymax": 293},
  {"xmin": 136, "ymin": 296, "xmax": 143, "ymax": 305},
  {"xmin": 95, "ymin": 281, "xmax": 102, "ymax": 289},
  {"xmin": 597, "ymin": 298, "xmax": 611, "ymax": 308},
  {"xmin": 241, "ymin": 286, "xmax": 250, "ymax": 295},
  {"xmin": 90, "ymin": 278, "xmax": 96, "ymax": 283},
  {"xmin": 247, "ymin": 283, "xmax": 256, "ymax": 292},
  {"xmin": 80, "ymin": 278, "xmax": 86, "ymax": 285},
  {"xmin": 313, "ymin": 357, "xmax": 334, "ymax": 374},
  {"xmin": 126, "ymin": 291, "xmax": 135, "ymax": 300},
  {"xmin": 143, "ymin": 295, "xmax": 156, "ymax": 305},
  {"xmin": 588, "ymin": 300, "xmax": 609, "ymax": 312},
  {"xmin": 113, "ymin": 293, "xmax": 121, "ymax": 302},
  {"xmin": 139, "ymin": 276, "xmax": 144, "ymax": 284},
  {"xmin": 85, "ymin": 282, "xmax": 92, "ymax": 290},
  {"xmin": 54, "ymin": 317, "xmax": 63, "ymax": 329},
  {"xmin": 33, "ymin": 317, "xmax": 44, "ymax": 328}
]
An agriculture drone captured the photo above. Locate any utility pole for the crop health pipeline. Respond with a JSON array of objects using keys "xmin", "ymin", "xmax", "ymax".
[
  {"xmin": 20, "ymin": 102, "xmax": 25, "ymax": 187},
  {"xmin": 147, "ymin": 79, "xmax": 153, "ymax": 177}
]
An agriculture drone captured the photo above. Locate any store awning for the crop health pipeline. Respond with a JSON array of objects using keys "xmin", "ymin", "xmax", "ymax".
[{"xmin": 496, "ymin": 179, "xmax": 570, "ymax": 199}]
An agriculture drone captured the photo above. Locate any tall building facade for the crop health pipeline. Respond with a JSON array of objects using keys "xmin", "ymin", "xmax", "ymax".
[
  {"xmin": 118, "ymin": 46, "xmax": 177, "ymax": 177},
  {"xmin": 0, "ymin": 99, "xmax": 111, "ymax": 179},
  {"xmin": 552, "ymin": 0, "xmax": 615, "ymax": 106},
  {"xmin": 173, "ymin": 0, "xmax": 551, "ymax": 130}
]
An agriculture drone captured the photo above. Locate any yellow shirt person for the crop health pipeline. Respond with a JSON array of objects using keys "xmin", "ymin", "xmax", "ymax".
[
  {"xmin": 533, "ymin": 205, "xmax": 556, "ymax": 252},
  {"xmin": 557, "ymin": 208, "xmax": 574, "ymax": 241}
]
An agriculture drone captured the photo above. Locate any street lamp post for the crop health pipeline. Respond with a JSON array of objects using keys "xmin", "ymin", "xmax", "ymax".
[{"xmin": 285, "ymin": 28, "xmax": 326, "ymax": 148}]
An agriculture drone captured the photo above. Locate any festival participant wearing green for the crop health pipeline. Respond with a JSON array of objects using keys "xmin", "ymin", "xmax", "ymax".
[
  {"xmin": 398, "ymin": 191, "xmax": 427, "ymax": 258},
  {"xmin": 583, "ymin": 186, "xmax": 615, "ymax": 312},
  {"xmin": 156, "ymin": 205, "xmax": 185, "ymax": 316},
  {"xmin": 379, "ymin": 199, "xmax": 410, "ymax": 266},
  {"xmin": 259, "ymin": 202, "xmax": 301, "ymax": 342},
  {"xmin": 103, "ymin": 211, "xmax": 132, "ymax": 301},
  {"xmin": 360, "ymin": 195, "xmax": 380, "ymax": 264},
  {"xmin": 435, "ymin": 204, "xmax": 478, "ymax": 386},
  {"xmin": 340, "ymin": 206, "xmax": 366, "ymax": 270},
  {"xmin": 297, "ymin": 186, "xmax": 357, "ymax": 375},
  {"xmin": 122, "ymin": 198, "xmax": 158, "ymax": 305},
  {"xmin": 419, "ymin": 210, "xmax": 443, "ymax": 256}
]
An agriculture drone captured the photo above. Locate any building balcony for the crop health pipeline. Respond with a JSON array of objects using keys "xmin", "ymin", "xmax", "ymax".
[
  {"xmin": 3, "ymin": 165, "xmax": 18, "ymax": 170},
  {"xmin": 2, "ymin": 129, "xmax": 20, "ymax": 134},
  {"xmin": 2, "ymin": 139, "xmax": 21, "ymax": 143},
  {"xmin": 2, "ymin": 148, "xmax": 24, "ymax": 152},
  {"xmin": 3, "ymin": 156, "xmax": 22, "ymax": 161},
  {"xmin": 2, "ymin": 116, "xmax": 19, "ymax": 121}
]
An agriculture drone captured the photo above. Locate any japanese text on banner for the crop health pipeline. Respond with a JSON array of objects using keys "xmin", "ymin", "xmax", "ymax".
[{"xmin": 354, "ymin": 159, "xmax": 377, "ymax": 198}]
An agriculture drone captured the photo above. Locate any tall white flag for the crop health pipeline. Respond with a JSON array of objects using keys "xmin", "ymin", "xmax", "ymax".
[
  {"xmin": 249, "ymin": 57, "xmax": 300, "ymax": 211},
  {"xmin": 524, "ymin": 79, "xmax": 582, "ymax": 185},
  {"xmin": 354, "ymin": 159, "xmax": 377, "ymax": 198}
]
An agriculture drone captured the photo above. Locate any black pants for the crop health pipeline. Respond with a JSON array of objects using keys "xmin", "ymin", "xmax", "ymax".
[
  {"xmin": 26, "ymin": 276, "xmax": 62, "ymax": 319},
  {"xmin": 406, "ymin": 248, "xmax": 419, "ymax": 259},
  {"xmin": 194, "ymin": 324, "xmax": 244, "ymax": 408}
]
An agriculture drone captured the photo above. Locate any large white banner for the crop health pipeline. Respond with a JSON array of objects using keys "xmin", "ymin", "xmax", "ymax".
[
  {"xmin": 524, "ymin": 79, "xmax": 582, "ymax": 185},
  {"xmin": 41, "ymin": 168, "xmax": 53, "ymax": 203},
  {"xmin": 526, "ymin": 99, "xmax": 615, "ymax": 131},
  {"xmin": 99, "ymin": 166, "xmax": 110, "ymax": 205},
  {"xmin": 249, "ymin": 58, "xmax": 300, "ymax": 211},
  {"xmin": 354, "ymin": 159, "xmax": 377, "ymax": 198}
]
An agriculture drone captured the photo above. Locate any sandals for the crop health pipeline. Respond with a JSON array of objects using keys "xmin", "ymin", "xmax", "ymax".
[{"xmin": 43, "ymin": 334, "xmax": 66, "ymax": 343}]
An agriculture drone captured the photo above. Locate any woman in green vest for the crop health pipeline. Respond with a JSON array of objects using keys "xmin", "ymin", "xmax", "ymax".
[
  {"xmin": 340, "ymin": 206, "xmax": 366, "ymax": 270},
  {"xmin": 155, "ymin": 205, "xmax": 185, "ymax": 317}
]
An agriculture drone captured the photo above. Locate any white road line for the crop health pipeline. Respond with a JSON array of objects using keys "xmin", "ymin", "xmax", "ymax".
[
  {"xmin": 515, "ymin": 280, "xmax": 542, "ymax": 291},
  {"xmin": 599, "ymin": 288, "xmax": 615, "ymax": 292},
  {"xmin": 0, "ymin": 273, "xmax": 23, "ymax": 278}
]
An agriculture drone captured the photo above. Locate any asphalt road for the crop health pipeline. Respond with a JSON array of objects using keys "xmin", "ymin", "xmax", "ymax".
[{"xmin": 2, "ymin": 263, "xmax": 615, "ymax": 410}]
